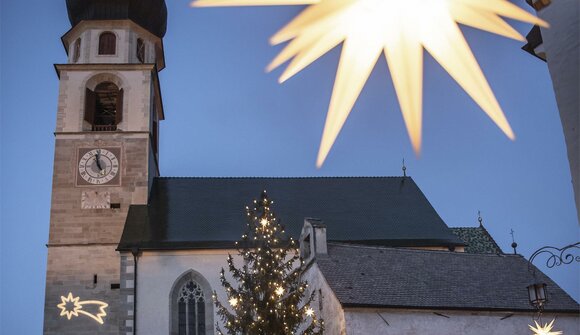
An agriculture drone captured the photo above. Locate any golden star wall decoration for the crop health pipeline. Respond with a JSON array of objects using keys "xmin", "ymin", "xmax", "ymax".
[
  {"xmin": 192, "ymin": 0, "xmax": 548, "ymax": 167},
  {"xmin": 57, "ymin": 292, "xmax": 109, "ymax": 325}
]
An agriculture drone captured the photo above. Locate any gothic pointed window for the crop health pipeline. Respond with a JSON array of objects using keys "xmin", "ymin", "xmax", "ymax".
[
  {"xmin": 85, "ymin": 82, "xmax": 123, "ymax": 131},
  {"xmin": 98, "ymin": 32, "xmax": 116, "ymax": 55},
  {"xmin": 177, "ymin": 280, "xmax": 205, "ymax": 335},
  {"xmin": 171, "ymin": 271, "xmax": 213, "ymax": 335}
]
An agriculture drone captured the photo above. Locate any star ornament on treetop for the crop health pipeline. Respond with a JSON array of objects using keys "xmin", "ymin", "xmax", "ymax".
[{"xmin": 192, "ymin": 0, "xmax": 548, "ymax": 167}]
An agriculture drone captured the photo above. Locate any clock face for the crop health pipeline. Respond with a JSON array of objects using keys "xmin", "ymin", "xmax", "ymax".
[{"xmin": 77, "ymin": 148, "xmax": 120, "ymax": 186}]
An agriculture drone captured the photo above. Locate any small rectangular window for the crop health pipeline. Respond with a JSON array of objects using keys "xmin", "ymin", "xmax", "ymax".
[
  {"xmin": 111, "ymin": 203, "xmax": 121, "ymax": 209},
  {"xmin": 73, "ymin": 38, "xmax": 81, "ymax": 63},
  {"xmin": 137, "ymin": 38, "xmax": 145, "ymax": 63}
]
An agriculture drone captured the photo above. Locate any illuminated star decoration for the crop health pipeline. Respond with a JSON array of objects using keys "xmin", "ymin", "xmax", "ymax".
[
  {"xmin": 57, "ymin": 292, "xmax": 109, "ymax": 325},
  {"xmin": 192, "ymin": 0, "xmax": 548, "ymax": 167},
  {"xmin": 529, "ymin": 319, "xmax": 563, "ymax": 335}
]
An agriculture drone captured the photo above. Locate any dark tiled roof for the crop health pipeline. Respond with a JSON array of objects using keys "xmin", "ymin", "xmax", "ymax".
[
  {"xmin": 66, "ymin": 0, "xmax": 167, "ymax": 37},
  {"xmin": 450, "ymin": 226, "xmax": 503, "ymax": 254},
  {"xmin": 118, "ymin": 177, "xmax": 464, "ymax": 251},
  {"xmin": 522, "ymin": 25, "xmax": 546, "ymax": 61},
  {"xmin": 317, "ymin": 243, "xmax": 578, "ymax": 312}
]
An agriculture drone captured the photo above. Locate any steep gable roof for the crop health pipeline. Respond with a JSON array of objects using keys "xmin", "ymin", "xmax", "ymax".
[{"xmin": 118, "ymin": 177, "xmax": 464, "ymax": 251}]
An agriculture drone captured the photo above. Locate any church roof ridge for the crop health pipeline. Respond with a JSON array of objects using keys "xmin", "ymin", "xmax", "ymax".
[
  {"xmin": 327, "ymin": 241, "xmax": 512, "ymax": 258},
  {"xmin": 155, "ymin": 176, "xmax": 409, "ymax": 180}
]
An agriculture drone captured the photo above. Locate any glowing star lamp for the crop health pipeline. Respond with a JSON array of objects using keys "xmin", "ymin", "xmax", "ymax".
[
  {"xmin": 57, "ymin": 292, "xmax": 109, "ymax": 325},
  {"xmin": 529, "ymin": 319, "xmax": 563, "ymax": 335},
  {"xmin": 192, "ymin": 0, "xmax": 548, "ymax": 167}
]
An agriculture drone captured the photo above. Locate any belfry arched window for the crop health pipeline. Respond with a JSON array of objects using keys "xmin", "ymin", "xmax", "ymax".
[
  {"xmin": 171, "ymin": 271, "xmax": 213, "ymax": 335},
  {"xmin": 84, "ymin": 82, "xmax": 123, "ymax": 131},
  {"xmin": 98, "ymin": 32, "xmax": 116, "ymax": 55}
]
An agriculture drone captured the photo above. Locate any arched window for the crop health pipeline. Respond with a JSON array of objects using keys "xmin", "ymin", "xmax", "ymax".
[
  {"xmin": 137, "ymin": 38, "xmax": 145, "ymax": 63},
  {"xmin": 84, "ymin": 82, "xmax": 123, "ymax": 131},
  {"xmin": 171, "ymin": 271, "xmax": 214, "ymax": 335},
  {"xmin": 177, "ymin": 280, "xmax": 205, "ymax": 335},
  {"xmin": 98, "ymin": 32, "xmax": 116, "ymax": 55}
]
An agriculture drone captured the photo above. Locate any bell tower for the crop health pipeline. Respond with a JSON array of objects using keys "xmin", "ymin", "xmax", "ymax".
[{"xmin": 43, "ymin": 1, "xmax": 167, "ymax": 334}]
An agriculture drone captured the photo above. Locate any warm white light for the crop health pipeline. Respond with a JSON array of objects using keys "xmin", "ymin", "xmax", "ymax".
[
  {"xmin": 529, "ymin": 319, "xmax": 563, "ymax": 335},
  {"xmin": 57, "ymin": 292, "xmax": 108, "ymax": 325},
  {"xmin": 229, "ymin": 297, "xmax": 239, "ymax": 307},
  {"xmin": 193, "ymin": 0, "xmax": 548, "ymax": 167},
  {"xmin": 305, "ymin": 307, "xmax": 314, "ymax": 317},
  {"xmin": 260, "ymin": 218, "xmax": 268, "ymax": 226},
  {"xmin": 275, "ymin": 286, "xmax": 285, "ymax": 296}
]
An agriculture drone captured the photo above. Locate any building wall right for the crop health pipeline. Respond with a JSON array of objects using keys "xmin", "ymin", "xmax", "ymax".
[
  {"xmin": 344, "ymin": 308, "xmax": 579, "ymax": 335},
  {"xmin": 536, "ymin": 0, "xmax": 580, "ymax": 222}
]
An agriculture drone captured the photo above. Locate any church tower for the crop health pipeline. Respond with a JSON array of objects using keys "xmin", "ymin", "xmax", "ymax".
[{"xmin": 43, "ymin": 1, "xmax": 167, "ymax": 333}]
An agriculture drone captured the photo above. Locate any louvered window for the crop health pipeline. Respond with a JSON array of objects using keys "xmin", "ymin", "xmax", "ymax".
[
  {"xmin": 85, "ymin": 82, "xmax": 123, "ymax": 131},
  {"xmin": 98, "ymin": 32, "xmax": 116, "ymax": 55}
]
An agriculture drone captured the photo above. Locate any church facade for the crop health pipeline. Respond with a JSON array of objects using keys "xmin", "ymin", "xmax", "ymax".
[{"xmin": 44, "ymin": 1, "xmax": 578, "ymax": 334}]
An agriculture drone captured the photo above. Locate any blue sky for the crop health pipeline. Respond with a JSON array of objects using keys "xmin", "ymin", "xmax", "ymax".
[{"xmin": 1, "ymin": 0, "xmax": 578, "ymax": 333}]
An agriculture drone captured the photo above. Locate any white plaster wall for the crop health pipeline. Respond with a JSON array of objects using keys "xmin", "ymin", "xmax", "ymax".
[
  {"xmin": 56, "ymin": 69, "xmax": 152, "ymax": 132},
  {"xmin": 538, "ymin": 0, "xmax": 580, "ymax": 221},
  {"xmin": 65, "ymin": 22, "xmax": 162, "ymax": 67},
  {"xmin": 344, "ymin": 308, "xmax": 579, "ymax": 335},
  {"xmin": 302, "ymin": 262, "xmax": 346, "ymax": 335},
  {"xmin": 136, "ymin": 250, "xmax": 241, "ymax": 335}
]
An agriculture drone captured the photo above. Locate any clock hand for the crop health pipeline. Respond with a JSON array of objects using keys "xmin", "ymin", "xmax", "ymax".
[{"xmin": 95, "ymin": 150, "xmax": 104, "ymax": 174}]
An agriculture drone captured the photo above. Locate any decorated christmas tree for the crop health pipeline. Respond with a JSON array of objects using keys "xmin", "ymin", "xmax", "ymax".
[{"xmin": 214, "ymin": 190, "xmax": 324, "ymax": 335}]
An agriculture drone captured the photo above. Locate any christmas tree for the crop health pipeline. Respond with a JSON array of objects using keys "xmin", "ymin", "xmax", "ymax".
[{"xmin": 214, "ymin": 190, "xmax": 324, "ymax": 335}]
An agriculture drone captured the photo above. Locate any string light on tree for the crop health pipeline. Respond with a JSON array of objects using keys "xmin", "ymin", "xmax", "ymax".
[
  {"xmin": 214, "ymin": 190, "xmax": 324, "ymax": 334},
  {"xmin": 192, "ymin": 0, "xmax": 548, "ymax": 167}
]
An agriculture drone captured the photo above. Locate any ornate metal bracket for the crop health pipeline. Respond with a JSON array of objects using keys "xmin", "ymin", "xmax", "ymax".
[{"xmin": 528, "ymin": 242, "xmax": 580, "ymax": 270}]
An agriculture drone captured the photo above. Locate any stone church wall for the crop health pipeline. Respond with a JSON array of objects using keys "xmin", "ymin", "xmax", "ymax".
[{"xmin": 43, "ymin": 245, "xmax": 121, "ymax": 335}]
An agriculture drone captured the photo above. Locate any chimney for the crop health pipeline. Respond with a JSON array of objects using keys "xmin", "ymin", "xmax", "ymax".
[{"xmin": 300, "ymin": 218, "xmax": 327, "ymax": 261}]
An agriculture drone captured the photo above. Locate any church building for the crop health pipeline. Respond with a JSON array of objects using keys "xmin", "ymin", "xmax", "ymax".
[{"xmin": 44, "ymin": 1, "xmax": 578, "ymax": 334}]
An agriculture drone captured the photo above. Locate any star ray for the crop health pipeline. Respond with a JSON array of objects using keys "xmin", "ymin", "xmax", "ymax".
[
  {"xmin": 270, "ymin": 0, "xmax": 355, "ymax": 44},
  {"xmin": 421, "ymin": 14, "xmax": 514, "ymax": 139},
  {"xmin": 458, "ymin": 0, "xmax": 549, "ymax": 27},
  {"xmin": 384, "ymin": 30, "xmax": 424, "ymax": 154},
  {"xmin": 451, "ymin": 5, "xmax": 524, "ymax": 41},
  {"xmin": 267, "ymin": 15, "xmax": 343, "ymax": 74},
  {"xmin": 193, "ymin": 0, "xmax": 319, "ymax": 7},
  {"xmin": 277, "ymin": 26, "xmax": 345, "ymax": 82},
  {"xmin": 317, "ymin": 36, "xmax": 382, "ymax": 167}
]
